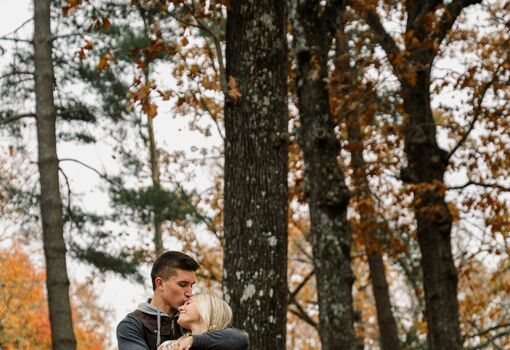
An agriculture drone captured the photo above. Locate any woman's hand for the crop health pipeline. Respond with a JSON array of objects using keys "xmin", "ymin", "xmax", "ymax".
[{"xmin": 157, "ymin": 340, "xmax": 174, "ymax": 350}]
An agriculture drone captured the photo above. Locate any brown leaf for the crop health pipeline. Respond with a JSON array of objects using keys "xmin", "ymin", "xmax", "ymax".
[
  {"xmin": 102, "ymin": 17, "xmax": 111, "ymax": 31},
  {"xmin": 228, "ymin": 75, "xmax": 241, "ymax": 102}
]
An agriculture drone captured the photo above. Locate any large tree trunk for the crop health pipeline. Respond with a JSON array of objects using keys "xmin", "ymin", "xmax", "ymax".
[
  {"xmin": 289, "ymin": 1, "xmax": 357, "ymax": 349},
  {"xmin": 33, "ymin": 0, "xmax": 77, "ymax": 349},
  {"xmin": 333, "ymin": 22, "xmax": 402, "ymax": 350},
  {"xmin": 223, "ymin": 1, "xmax": 288, "ymax": 349},
  {"xmin": 355, "ymin": 1, "xmax": 485, "ymax": 348}
]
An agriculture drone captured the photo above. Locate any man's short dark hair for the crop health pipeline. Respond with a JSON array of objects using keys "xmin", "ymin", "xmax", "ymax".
[{"xmin": 151, "ymin": 251, "xmax": 200, "ymax": 290}]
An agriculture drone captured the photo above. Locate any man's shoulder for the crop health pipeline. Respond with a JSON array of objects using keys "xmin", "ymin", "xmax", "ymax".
[{"xmin": 117, "ymin": 312, "xmax": 144, "ymax": 334}]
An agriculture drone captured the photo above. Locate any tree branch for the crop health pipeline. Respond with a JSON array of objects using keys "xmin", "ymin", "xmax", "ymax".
[
  {"xmin": 437, "ymin": 0, "xmax": 483, "ymax": 45},
  {"xmin": 353, "ymin": 1, "xmax": 403, "ymax": 76},
  {"xmin": 447, "ymin": 181, "xmax": 510, "ymax": 192},
  {"xmin": 289, "ymin": 268, "xmax": 316, "ymax": 299},
  {"xmin": 0, "ymin": 113, "xmax": 35, "ymax": 126},
  {"xmin": 465, "ymin": 327, "xmax": 510, "ymax": 350},
  {"xmin": 58, "ymin": 158, "xmax": 112, "ymax": 183},
  {"xmin": 288, "ymin": 291, "xmax": 319, "ymax": 330},
  {"xmin": 447, "ymin": 67, "xmax": 501, "ymax": 161},
  {"xmin": 0, "ymin": 17, "xmax": 33, "ymax": 39},
  {"xmin": 0, "ymin": 37, "xmax": 32, "ymax": 43},
  {"xmin": 0, "ymin": 71, "xmax": 35, "ymax": 80},
  {"xmin": 466, "ymin": 322, "xmax": 510, "ymax": 340}
]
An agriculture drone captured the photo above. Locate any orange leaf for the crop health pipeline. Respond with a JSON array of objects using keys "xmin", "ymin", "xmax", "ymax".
[
  {"xmin": 84, "ymin": 40, "xmax": 93, "ymax": 50},
  {"xmin": 102, "ymin": 17, "xmax": 111, "ymax": 31},
  {"xmin": 98, "ymin": 55, "xmax": 109, "ymax": 70},
  {"xmin": 228, "ymin": 75, "xmax": 241, "ymax": 102},
  {"xmin": 143, "ymin": 102, "xmax": 158, "ymax": 118}
]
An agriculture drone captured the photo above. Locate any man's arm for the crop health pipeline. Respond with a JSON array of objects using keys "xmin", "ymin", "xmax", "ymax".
[
  {"xmin": 117, "ymin": 315, "xmax": 150, "ymax": 350},
  {"xmin": 192, "ymin": 328, "xmax": 249, "ymax": 350}
]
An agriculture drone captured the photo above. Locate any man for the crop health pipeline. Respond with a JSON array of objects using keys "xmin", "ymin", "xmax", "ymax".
[{"xmin": 117, "ymin": 251, "xmax": 249, "ymax": 350}]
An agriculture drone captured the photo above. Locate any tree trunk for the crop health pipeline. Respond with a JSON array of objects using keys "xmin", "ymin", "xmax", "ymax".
[
  {"xmin": 33, "ymin": 0, "xmax": 77, "ymax": 349},
  {"xmin": 333, "ymin": 22, "xmax": 402, "ymax": 350},
  {"xmin": 223, "ymin": 1, "xmax": 288, "ymax": 349},
  {"xmin": 346, "ymin": 110, "xmax": 403, "ymax": 350},
  {"xmin": 143, "ymin": 65, "xmax": 163, "ymax": 257},
  {"xmin": 401, "ymin": 76, "xmax": 461, "ymax": 350},
  {"xmin": 289, "ymin": 1, "xmax": 357, "ymax": 349},
  {"xmin": 356, "ymin": 2, "xmax": 485, "ymax": 347},
  {"xmin": 140, "ymin": 10, "xmax": 163, "ymax": 257}
]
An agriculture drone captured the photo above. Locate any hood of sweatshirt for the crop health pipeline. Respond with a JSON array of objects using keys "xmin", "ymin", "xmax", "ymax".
[{"xmin": 136, "ymin": 300, "xmax": 172, "ymax": 317}]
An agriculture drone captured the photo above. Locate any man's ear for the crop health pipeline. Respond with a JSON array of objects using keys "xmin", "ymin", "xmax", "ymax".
[{"xmin": 155, "ymin": 276, "xmax": 164, "ymax": 289}]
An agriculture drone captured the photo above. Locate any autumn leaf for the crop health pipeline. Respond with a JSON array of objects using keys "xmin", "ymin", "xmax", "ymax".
[
  {"xmin": 157, "ymin": 89, "xmax": 173, "ymax": 101},
  {"xmin": 84, "ymin": 40, "xmax": 93, "ymax": 50},
  {"xmin": 135, "ymin": 59, "xmax": 145, "ymax": 69},
  {"xmin": 102, "ymin": 17, "xmax": 111, "ymax": 31},
  {"xmin": 143, "ymin": 102, "xmax": 158, "ymax": 118},
  {"xmin": 98, "ymin": 55, "xmax": 109, "ymax": 70},
  {"xmin": 228, "ymin": 75, "xmax": 241, "ymax": 102}
]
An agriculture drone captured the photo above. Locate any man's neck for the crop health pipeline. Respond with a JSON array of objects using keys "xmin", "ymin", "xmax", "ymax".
[{"xmin": 150, "ymin": 296, "xmax": 176, "ymax": 317}]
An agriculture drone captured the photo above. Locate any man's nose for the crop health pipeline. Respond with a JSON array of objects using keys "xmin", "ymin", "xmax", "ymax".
[{"xmin": 185, "ymin": 288, "xmax": 192, "ymax": 297}]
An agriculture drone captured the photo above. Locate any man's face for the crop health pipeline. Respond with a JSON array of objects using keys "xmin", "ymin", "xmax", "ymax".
[{"xmin": 160, "ymin": 269, "xmax": 196, "ymax": 310}]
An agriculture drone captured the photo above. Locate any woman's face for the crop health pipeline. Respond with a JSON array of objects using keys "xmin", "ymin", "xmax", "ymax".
[{"xmin": 177, "ymin": 296, "xmax": 202, "ymax": 330}]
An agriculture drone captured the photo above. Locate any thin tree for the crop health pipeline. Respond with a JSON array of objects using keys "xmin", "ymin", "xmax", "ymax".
[
  {"xmin": 332, "ymin": 17, "xmax": 403, "ymax": 350},
  {"xmin": 223, "ymin": 1, "xmax": 289, "ymax": 349},
  {"xmin": 33, "ymin": 0, "xmax": 76, "ymax": 349},
  {"xmin": 353, "ymin": 1, "xmax": 484, "ymax": 348}
]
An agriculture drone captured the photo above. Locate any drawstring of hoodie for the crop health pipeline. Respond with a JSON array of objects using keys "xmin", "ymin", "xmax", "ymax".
[{"xmin": 156, "ymin": 309, "xmax": 161, "ymax": 347}]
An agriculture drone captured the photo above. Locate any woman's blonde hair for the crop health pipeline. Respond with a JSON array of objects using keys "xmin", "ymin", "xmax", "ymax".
[{"xmin": 194, "ymin": 293, "xmax": 233, "ymax": 332}]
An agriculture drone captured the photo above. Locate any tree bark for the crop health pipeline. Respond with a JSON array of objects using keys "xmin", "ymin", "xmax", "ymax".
[
  {"xmin": 33, "ymin": 0, "xmax": 77, "ymax": 349},
  {"xmin": 289, "ymin": 1, "xmax": 357, "ymax": 349},
  {"xmin": 223, "ymin": 1, "xmax": 288, "ymax": 349},
  {"xmin": 333, "ymin": 21, "xmax": 403, "ymax": 350}
]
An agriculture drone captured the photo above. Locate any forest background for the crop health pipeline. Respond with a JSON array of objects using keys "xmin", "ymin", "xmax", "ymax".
[{"xmin": 0, "ymin": 0, "xmax": 509, "ymax": 349}]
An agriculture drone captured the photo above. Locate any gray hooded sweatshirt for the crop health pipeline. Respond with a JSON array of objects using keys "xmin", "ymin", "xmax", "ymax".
[{"xmin": 116, "ymin": 301, "xmax": 249, "ymax": 350}]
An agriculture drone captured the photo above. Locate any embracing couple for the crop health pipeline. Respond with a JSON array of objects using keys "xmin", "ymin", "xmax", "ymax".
[{"xmin": 116, "ymin": 251, "xmax": 250, "ymax": 350}]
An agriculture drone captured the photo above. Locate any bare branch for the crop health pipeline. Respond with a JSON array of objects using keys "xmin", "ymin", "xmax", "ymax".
[
  {"xmin": 466, "ymin": 322, "xmax": 510, "ymax": 340},
  {"xmin": 0, "ymin": 17, "xmax": 33, "ymax": 39},
  {"xmin": 0, "ymin": 71, "xmax": 35, "ymax": 80},
  {"xmin": 289, "ymin": 268, "xmax": 316, "ymax": 299},
  {"xmin": 288, "ymin": 291, "xmax": 319, "ymax": 330},
  {"xmin": 0, "ymin": 113, "xmax": 35, "ymax": 126},
  {"xmin": 0, "ymin": 37, "xmax": 32, "ymax": 43},
  {"xmin": 465, "ymin": 328, "xmax": 510, "ymax": 350},
  {"xmin": 448, "ymin": 181, "xmax": 510, "ymax": 192},
  {"xmin": 58, "ymin": 158, "xmax": 112, "ymax": 183}
]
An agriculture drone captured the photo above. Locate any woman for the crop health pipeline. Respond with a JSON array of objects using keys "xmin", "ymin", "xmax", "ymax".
[{"xmin": 158, "ymin": 293, "xmax": 235, "ymax": 350}]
